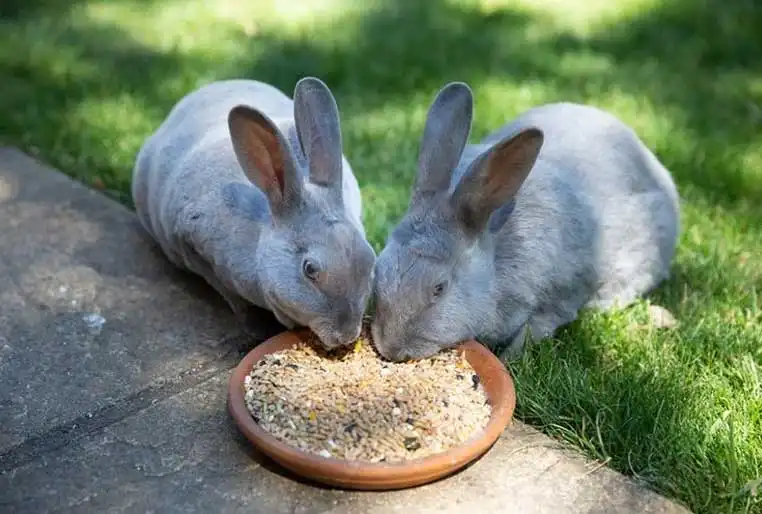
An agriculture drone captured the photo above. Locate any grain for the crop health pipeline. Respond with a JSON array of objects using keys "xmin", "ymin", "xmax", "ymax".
[{"xmin": 243, "ymin": 335, "xmax": 492, "ymax": 463}]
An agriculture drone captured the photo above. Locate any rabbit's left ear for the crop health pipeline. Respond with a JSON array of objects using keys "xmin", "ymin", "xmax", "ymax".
[
  {"xmin": 228, "ymin": 105, "xmax": 304, "ymax": 217},
  {"xmin": 293, "ymin": 77, "xmax": 344, "ymax": 200},
  {"xmin": 414, "ymin": 82, "xmax": 474, "ymax": 200},
  {"xmin": 449, "ymin": 127, "xmax": 544, "ymax": 237}
]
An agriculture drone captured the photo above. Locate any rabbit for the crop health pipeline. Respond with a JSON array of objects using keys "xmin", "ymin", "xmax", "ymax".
[
  {"xmin": 132, "ymin": 77, "xmax": 376, "ymax": 349},
  {"xmin": 371, "ymin": 82, "xmax": 680, "ymax": 361}
]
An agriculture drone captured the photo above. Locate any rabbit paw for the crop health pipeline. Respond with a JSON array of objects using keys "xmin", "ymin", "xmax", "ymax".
[
  {"xmin": 235, "ymin": 305, "xmax": 286, "ymax": 343},
  {"xmin": 498, "ymin": 325, "xmax": 533, "ymax": 361}
]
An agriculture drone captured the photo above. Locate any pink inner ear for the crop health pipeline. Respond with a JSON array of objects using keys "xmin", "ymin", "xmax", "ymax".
[
  {"xmin": 246, "ymin": 122, "xmax": 286, "ymax": 198},
  {"xmin": 485, "ymin": 129, "xmax": 543, "ymax": 198}
]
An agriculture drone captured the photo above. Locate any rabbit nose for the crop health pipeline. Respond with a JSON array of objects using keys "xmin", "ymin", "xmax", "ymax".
[
  {"xmin": 371, "ymin": 320, "xmax": 381, "ymax": 337},
  {"xmin": 336, "ymin": 301, "xmax": 355, "ymax": 327},
  {"xmin": 371, "ymin": 323, "xmax": 404, "ymax": 361},
  {"xmin": 371, "ymin": 322, "xmax": 386, "ymax": 348},
  {"xmin": 373, "ymin": 299, "xmax": 389, "ymax": 324},
  {"xmin": 338, "ymin": 324, "xmax": 362, "ymax": 345},
  {"xmin": 336, "ymin": 302, "xmax": 363, "ymax": 337}
]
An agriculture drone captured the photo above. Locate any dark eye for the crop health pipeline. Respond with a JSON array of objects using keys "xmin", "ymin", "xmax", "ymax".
[
  {"xmin": 302, "ymin": 259, "xmax": 320, "ymax": 281},
  {"xmin": 432, "ymin": 281, "xmax": 447, "ymax": 299}
]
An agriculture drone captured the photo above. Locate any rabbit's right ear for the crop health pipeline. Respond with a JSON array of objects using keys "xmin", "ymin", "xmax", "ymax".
[
  {"xmin": 449, "ymin": 127, "xmax": 544, "ymax": 237},
  {"xmin": 293, "ymin": 77, "xmax": 343, "ymax": 197},
  {"xmin": 414, "ymin": 82, "xmax": 474, "ymax": 198},
  {"xmin": 228, "ymin": 105, "xmax": 303, "ymax": 216}
]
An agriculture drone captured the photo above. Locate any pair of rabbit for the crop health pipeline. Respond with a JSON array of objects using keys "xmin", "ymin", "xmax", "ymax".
[{"xmin": 132, "ymin": 77, "xmax": 680, "ymax": 362}]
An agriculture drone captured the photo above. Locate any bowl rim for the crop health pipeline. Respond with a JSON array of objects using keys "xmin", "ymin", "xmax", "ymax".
[{"xmin": 227, "ymin": 329, "xmax": 516, "ymax": 489}]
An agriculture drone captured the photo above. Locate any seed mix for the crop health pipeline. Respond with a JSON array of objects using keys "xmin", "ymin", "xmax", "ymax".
[{"xmin": 243, "ymin": 336, "xmax": 492, "ymax": 463}]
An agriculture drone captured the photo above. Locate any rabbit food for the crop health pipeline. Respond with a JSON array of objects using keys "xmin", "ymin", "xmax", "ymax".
[{"xmin": 243, "ymin": 336, "xmax": 492, "ymax": 462}]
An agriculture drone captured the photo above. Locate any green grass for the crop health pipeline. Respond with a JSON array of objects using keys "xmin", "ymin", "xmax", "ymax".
[{"xmin": 1, "ymin": 0, "xmax": 761, "ymax": 511}]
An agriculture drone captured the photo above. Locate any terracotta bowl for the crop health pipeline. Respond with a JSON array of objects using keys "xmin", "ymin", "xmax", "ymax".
[{"xmin": 227, "ymin": 330, "xmax": 516, "ymax": 490}]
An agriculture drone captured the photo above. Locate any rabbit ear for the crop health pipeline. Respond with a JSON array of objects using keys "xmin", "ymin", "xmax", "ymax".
[
  {"xmin": 293, "ymin": 77, "xmax": 344, "ymax": 193},
  {"xmin": 228, "ymin": 105, "xmax": 303, "ymax": 216},
  {"xmin": 449, "ymin": 127, "xmax": 544, "ymax": 236},
  {"xmin": 414, "ymin": 82, "xmax": 474, "ymax": 197}
]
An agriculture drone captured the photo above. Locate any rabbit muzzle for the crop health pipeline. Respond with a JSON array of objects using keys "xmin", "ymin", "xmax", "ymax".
[
  {"xmin": 371, "ymin": 319, "xmax": 410, "ymax": 362},
  {"xmin": 371, "ymin": 309, "xmax": 449, "ymax": 362},
  {"xmin": 308, "ymin": 307, "xmax": 364, "ymax": 350},
  {"xmin": 312, "ymin": 324, "xmax": 362, "ymax": 350}
]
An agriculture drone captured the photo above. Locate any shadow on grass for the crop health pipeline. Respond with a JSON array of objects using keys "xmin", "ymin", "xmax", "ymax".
[
  {"xmin": 0, "ymin": 11, "xmax": 223, "ymax": 204},
  {"xmin": 507, "ymin": 324, "xmax": 710, "ymax": 511},
  {"xmin": 0, "ymin": 0, "xmax": 156, "ymax": 19},
  {"xmin": 240, "ymin": 1, "xmax": 538, "ymax": 105},
  {"xmin": 561, "ymin": 0, "xmax": 762, "ymax": 215},
  {"xmin": 0, "ymin": 0, "xmax": 78, "ymax": 19},
  {"xmin": 2, "ymin": 0, "xmax": 760, "ymax": 215},
  {"xmin": 508, "ymin": 277, "xmax": 761, "ymax": 513},
  {"xmin": 245, "ymin": 0, "xmax": 762, "ymax": 217}
]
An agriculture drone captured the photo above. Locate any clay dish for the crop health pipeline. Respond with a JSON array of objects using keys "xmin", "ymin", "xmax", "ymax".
[{"xmin": 228, "ymin": 330, "xmax": 516, "ymax": 490}]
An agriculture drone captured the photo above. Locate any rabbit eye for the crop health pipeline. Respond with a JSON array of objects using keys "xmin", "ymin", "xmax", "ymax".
[
  {"xmin": 302, "ymin": 259, "xmax": 320, "ymax": 281},
  {"xmin": 432, "ymin": 281, "xmax": 447, "ymax": 299}
]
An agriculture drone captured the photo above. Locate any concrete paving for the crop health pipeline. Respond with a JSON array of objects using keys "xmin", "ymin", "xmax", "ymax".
[
  {"xmin": 0, "ymin": 148, "xmax": 249, "ymax": 462},
  {"xmin": 0, "ymin": 148, "xmax": 692, "ymax": 513}
]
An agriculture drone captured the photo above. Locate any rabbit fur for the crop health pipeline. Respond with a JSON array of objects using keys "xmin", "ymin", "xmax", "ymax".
[
  {"xmin": 371, "ymin": 82, "xmax": 680, "ymax": 361},
  {"xmin": 132, "ymin": 77, "xmax": 376, "ymax": 349}
]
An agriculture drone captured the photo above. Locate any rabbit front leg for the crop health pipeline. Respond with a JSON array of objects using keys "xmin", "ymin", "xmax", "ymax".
[
  {"xmin": 489, "ymin": 307, "xmax": 533, "ymax": 361},
  {"xmin": 498, "ymin": 316, "xmax": 556, "ymax": 361},
  {"xmin": 200, "ymin": 265, "xmax": 285, "ymax": 342},
  {"xmin": 498, "ymin": 323, "xmax": 532, "ymax": 361},
  {"xmin": 181, "ymin": 241, "xmax": 286, "ymax": 342},
  {"xmin": 526, "ymin": 306, "xmax": 581, "ymax": 351},
  {"xmin": 499, "ymin": 304, "xmax": 580, "ymax": 360},
  {"xmin": 232, "ymin": 303, "xmax": 286, "ymax": 344},
  {"xmin": 203, "ymin": 271, "xmax": 285, "ymax": 341}
]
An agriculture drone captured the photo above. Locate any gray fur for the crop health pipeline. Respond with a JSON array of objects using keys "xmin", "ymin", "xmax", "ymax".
[
  {"xmin": 371, "ymin": 82, "xmax": 680, "ymax": 361},
  {"xmin": 132, "ymin": 77, "xmax": 376, "ymax": 349}
]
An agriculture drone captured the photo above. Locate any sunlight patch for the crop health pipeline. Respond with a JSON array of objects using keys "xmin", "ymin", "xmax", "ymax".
[
  {"xmin": 66, "ymin": 95, "xmax": 157, "ymax": 169},
  {"xmin": 270, "ymin": 0, "xmax": 362, "ymax": 25},
  {"xmin": 474, "ymin": 0, "xmax": 663, "ymax": 33},
  {"xmin": 83, "ymin": 0, "xmax": 265, "ymax": 52}
]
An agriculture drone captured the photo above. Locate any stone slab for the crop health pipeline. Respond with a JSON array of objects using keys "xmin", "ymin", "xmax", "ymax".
[
  {"xmin": 0, "ymin": 148, "xmax": 246, "ymax": 457},
  {"xmin": 0, "ymin": 372, "xmax": 692, "ymax": 514}
]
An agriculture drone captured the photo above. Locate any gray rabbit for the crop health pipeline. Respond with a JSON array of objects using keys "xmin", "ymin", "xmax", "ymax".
[
  {"xmin": 371, "ymin": 82, "xmax": 680, "ymax": 361},
  {"xmin": 132, "ymin": 77, "xmax": 376, "ymax": 349}
]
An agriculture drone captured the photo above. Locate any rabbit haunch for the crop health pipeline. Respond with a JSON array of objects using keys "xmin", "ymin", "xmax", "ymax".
[
  {"xmin": 132, "ymin": 78, "xmax": 376, "ymax": 349},
  {"xmin": 372, "ymin": 82, "xmax": 680, "ymax": 361}
]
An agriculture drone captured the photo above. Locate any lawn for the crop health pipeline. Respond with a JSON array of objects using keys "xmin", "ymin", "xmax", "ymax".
[{"xmin": 1, "ymin": 0, "xmax": 761, "ymax": 512}]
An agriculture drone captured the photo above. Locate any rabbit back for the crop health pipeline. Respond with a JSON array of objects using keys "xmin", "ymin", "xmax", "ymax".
[
  {"xmin": 132, "ymin": 79, "xmax": 364, "ymax": 274},
  {"xmin": 472, "ymin": 102, "xmax": 680, "ymax": 343}
]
